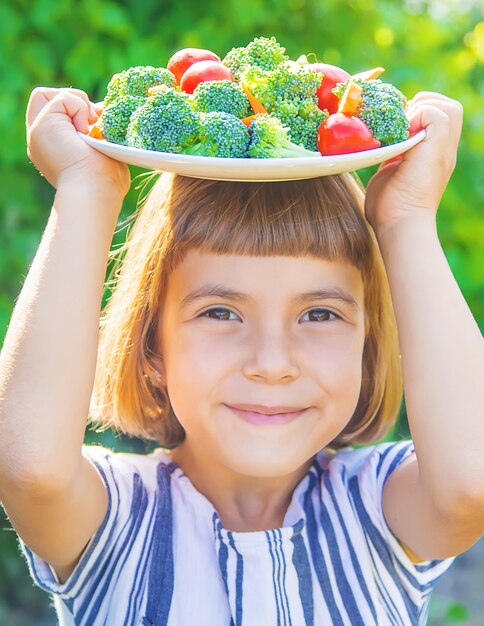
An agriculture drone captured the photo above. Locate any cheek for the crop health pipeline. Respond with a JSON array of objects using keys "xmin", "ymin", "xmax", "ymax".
[
  {"xmin": 308, "ymin": 334, "xmax": 364, "ymax": 405},
  {"xmin": 167, "ymin": 326, "xmax": 231, "ymax": 373},
  {"xmin": 162, "ymin": 327, "xmax": 229, "ymax": 414},
  {"xmin": 306, "ymin": 324, "xmax": 364, "ymax": 363}
]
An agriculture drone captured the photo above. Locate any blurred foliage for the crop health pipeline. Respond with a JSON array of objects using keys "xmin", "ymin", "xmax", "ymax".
[
  {"xmin": 0, "ymin": 0, "xmax": 483, "ymax": 622},
  {"xmin": 429, "ymin": 593, "xmax": 476, "ymax": 624}
]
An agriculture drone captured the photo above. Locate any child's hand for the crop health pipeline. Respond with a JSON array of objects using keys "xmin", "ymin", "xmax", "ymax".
[
  {"xmin": 364, "ymin": 92, "xmax": 463, "ymax": 237},
  {"xmin": 26, "ymin": 87, "xmax": 130, "ymax": 195}
]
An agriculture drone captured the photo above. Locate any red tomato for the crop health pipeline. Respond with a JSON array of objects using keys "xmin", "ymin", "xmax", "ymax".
[
  {"xmin": 310, "ymin": 63, "xmax": 351, "ymax": 114},
  {"xmin": 317, "ymin": 113, "xmax": 381, "ymax": 155},
  {"xmin": 167, "ymin": 48, "xmax": 222, "ymax": 85},
  {"xmin": 180, "ymin": 60, "xmax": 234, "ymax": 94}
]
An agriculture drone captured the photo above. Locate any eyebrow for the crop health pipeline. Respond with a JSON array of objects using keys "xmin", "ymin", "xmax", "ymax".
[{"xmin": 179, "ymin": 284, "xmax": 359, "ymax": 311}]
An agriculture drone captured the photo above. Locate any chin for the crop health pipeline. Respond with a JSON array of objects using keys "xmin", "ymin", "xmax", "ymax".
[{"xmin": 220, "ymin": 448, "xmax": 311, "ymax": 479}]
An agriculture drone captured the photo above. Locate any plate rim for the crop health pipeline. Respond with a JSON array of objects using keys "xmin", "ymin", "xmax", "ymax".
[
  {"xmin": 78, "ymin": 129, "xmax": 426, "ymax": 181},
  {"xmin": 79, "ymin": 129, "xmax": 426, "ymax": 167}
]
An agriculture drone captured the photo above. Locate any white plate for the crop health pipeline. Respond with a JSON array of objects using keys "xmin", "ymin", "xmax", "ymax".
[{"xmin": 78, "ymin": 129, "xmax": 426, "ymax": 182}]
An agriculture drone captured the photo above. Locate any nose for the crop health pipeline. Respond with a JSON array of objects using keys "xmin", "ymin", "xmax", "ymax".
[{"xmin": 241, "ymin": 322, "xmax": 300, "ymax": 384}]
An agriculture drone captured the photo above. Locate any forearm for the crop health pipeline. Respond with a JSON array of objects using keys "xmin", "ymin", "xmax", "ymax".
[
  {"xmin": 0, "ymin": 185, "xmax": 122, "ymax": 487},
  {"xmin": 376, "ymin": 217, "xmax": 484, "ymax": 509}
]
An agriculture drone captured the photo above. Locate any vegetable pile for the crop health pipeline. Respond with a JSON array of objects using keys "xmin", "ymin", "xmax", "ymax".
[{"xmin": 90, "ymin": 36, "xmax": 411, "ymax": 159}]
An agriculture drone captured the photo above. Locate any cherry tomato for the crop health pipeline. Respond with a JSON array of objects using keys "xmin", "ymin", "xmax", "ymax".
[
  {"xmin": 180, "ymin": 60, "xmax": 234, "ymax": 94},
  {"xmin": 310, "ymin": 63, "xmax": 351, "ymax": 114},
  {"xmin": 317, "ymin": 113, "xmax": 381, "ymax": 155},
  {"xmin": 167, "ymin": 48, "xmax": 222, "ymax": 85}
]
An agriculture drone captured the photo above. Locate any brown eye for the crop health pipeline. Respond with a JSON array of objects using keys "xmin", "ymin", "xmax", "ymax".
[
  {"xmin": 200, "ymin": 308, "xmax": 239, "ymax": 321},
  {"xmin": 301, "ymin": 308, "xmax": 339, "ymax": 322}
]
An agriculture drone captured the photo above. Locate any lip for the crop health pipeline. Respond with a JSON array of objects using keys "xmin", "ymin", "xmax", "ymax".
[
  {"xmin": 227, "ymin": 403, "xmax": 307, "ymax": 415},
  {"xmin": 225, "ymin": 403, "xmax": 309, "ymax": 426}
]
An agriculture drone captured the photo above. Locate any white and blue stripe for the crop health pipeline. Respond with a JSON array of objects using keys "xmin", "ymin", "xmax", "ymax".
[{"xmin": 18, "ymin": 440, "xmax": 455, "ymax": 625}]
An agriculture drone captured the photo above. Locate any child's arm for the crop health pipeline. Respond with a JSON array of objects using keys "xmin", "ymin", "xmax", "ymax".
[
  {"xmin": 365, "ymin": 93, "xmax": 484, "ymax": 561},
  {"xmin": 0, "ymin": 88, "xmax": 129, "ymax": 581}
]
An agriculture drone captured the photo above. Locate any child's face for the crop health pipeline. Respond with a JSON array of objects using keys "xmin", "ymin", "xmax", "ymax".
[{"xmin": 157, "ymin": 249, "xmax": 366, "ymax": 478}]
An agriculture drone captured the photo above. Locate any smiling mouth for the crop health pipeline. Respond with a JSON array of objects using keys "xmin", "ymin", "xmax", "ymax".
[
  {"xmin": 226, "ymin": 403, "xmax": 308, "ymax": 415},
  {"xmin": 224, "ymin": 404, "xmax": 309, "ymax": 426}
]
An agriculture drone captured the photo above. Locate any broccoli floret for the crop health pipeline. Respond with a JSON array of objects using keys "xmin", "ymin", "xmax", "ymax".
[
  {"xmin": 240, "ymin": 61, "xmax": 322, "ymax": 112},
  {"xmin": 221, "ymin": 47, "xmax": 247, "ymax": 80},
  {"xmin": 100, "ymin": 95, "xmax": 146, "ymax": 145},
  {"xmin": 240, "ymin": 61, "xmax": 326, "ymax": 150},
  {"xmin": 276, "ymin": 99, "xmax": 327, "ymax": 151},
  {"xmin": 126, "ymin": 87, "xmax": 198, "ymax": 153},
  {"xmin": 191, "ymin": 80, "xmax": 251, "ymax": 119},
  {"xmin": 247, "ymin": 114, "xmax": 320, "ymax": 159},
  {"xmin": 105, "ymin": 66, "xmax": 176, "ymax": 105},
  {"xmin": 182, "ymin": 112, "xmax": 250, "ymax": 158},
  {"xmin": 333, "ymin": 78, "xmax": 409, "ymax": 146},
  {"xmin": 279, "ymin": 114, "xmax": 326, "ymax": 152},
  {"xmin": 222, "ymin": 36, "xmax": 289, "ymax": 80}
]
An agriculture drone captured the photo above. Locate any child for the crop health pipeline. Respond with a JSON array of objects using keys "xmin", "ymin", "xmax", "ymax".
[{"xmin": 0, "ymin": 86, "xmax": 482, "ymax": 626}]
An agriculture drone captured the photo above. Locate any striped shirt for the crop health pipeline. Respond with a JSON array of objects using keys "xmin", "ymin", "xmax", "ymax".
[{"xmin": 19, "ymin": 440, "xmax": 454, "ymax": 625}]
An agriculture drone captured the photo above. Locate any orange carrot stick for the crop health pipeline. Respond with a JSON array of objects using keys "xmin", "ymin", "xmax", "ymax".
[
  {"xmin": 240, "ymin": 84, "xmax": 268, "ymax": 115},
  {"xmin": 351, "ymin": 67, "xmax": 385, "ymax": 81},
  {"xmin": 241, "ymin": 114, "xmax": 257, "ymax": 127},
  {"xmin": 88, "ymin": 122, "xmax": 104, "ymax": 139},
  {"xmin": 337, "ymin": 80, "xmax": 363, "ymax": 115}
]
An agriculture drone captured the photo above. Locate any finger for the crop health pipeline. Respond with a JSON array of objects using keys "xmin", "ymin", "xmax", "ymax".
[
  {"xmin": 407, "ymin": 101, "xmax": 462, "ymax": 151},
  {"xmin": 401, "ymin": 104, "xmax": 462, "ymax": 175},
  {"xmin": 406, "ymin": 96, "xmax": 462, "ymax": 121},
  {"xmin": 49, "ymin": 88, "xmax": 99, "ymax": 123},
  {"xmin": 89, "ymin": 102, "xmax": 104, "ymax": 124},
  {"xmin": 30, "ymin": 91, "xmax": 92, "ymax": 135},
  {"xmin": 407, "ymin": 104, "xmax": 449, "ymax": 137},
  {"xmin": 406, "ymin": 100, "xmax": 446, "ymax": 131},
  {"xmin": 406, "ymin": 92, "xmax": 464, "ymax": 145},
  {"xmin": 27, "ymin": 87, "xmax": 97, "ymax": 127},
  {"xmin": 408, "ymin": 91, "xmax": 458, "ymax": 107}
]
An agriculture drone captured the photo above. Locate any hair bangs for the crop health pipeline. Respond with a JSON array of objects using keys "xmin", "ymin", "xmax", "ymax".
[{"xmin": 158, "ymin": 173, "xmax": 374, "ymax": 275}]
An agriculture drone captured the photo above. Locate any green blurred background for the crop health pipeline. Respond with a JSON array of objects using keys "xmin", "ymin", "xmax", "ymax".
[{"xmin": 1, "ymin": 0, "xmax": 483, "ymax": 624}]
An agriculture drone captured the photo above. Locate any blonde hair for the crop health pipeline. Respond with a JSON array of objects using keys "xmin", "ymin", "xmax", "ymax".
[{"xmin": 89, "ymin": 171, "xmax": 402, "ymax": 449}]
